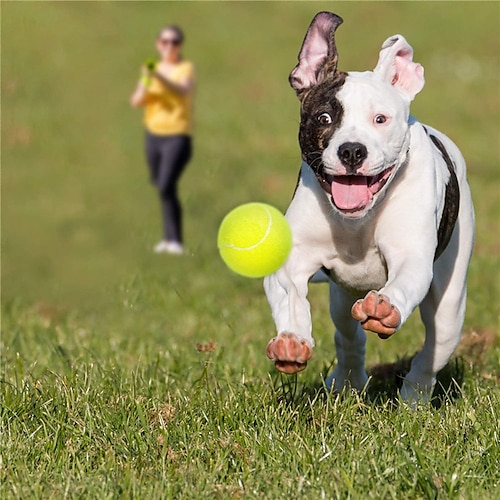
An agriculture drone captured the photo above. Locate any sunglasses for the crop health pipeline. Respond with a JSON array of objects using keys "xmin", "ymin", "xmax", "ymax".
[{"xmin": 159, "ymin": 38, "xmax": 181, "ymax": 46}]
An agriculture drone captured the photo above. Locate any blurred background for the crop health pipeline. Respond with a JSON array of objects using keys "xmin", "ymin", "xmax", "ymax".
[{"xmin": 2, "ymin": 2, "xmax": 499, "ymax": 348}]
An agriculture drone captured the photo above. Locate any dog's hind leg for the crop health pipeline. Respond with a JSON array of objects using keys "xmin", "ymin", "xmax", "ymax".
[
  {"xmin": 401, "ymin": 283, "xmax": 466, "ymax": 403},
  {"xmin": 326, "ymin": 282, "xmax": 369, "ymax": 393},
  {"xmin": 401, "ymin": 211, "xmax": 474, "ymax": 404}
]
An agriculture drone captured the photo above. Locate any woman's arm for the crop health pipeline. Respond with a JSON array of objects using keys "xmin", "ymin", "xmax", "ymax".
[
  {"xmin": 130, "ymin": 66, "xmax": 153, "ymax": 108},
  {"xmin": 153, "ymin": 71, "xmax": 194, "ymax": 96},
  {"xmin": 130, "ymin": 82, "xmax": 149, "ymax": 108}
]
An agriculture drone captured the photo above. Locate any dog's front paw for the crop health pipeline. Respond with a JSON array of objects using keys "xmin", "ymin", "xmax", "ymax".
[
  {"xmin": 351, "ymin": 291, "xmax": 401, "ymax": 339},
  {"xmin": 266, "ymin": 332, "xmax": 313, "ymax": 374}
]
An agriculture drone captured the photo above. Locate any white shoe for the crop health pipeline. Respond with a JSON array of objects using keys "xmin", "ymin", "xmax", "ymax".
[
  {"xmin": 153, "ymin": 240, "xmax": 170, "ymax": 253},
  {"xmin": 153, "ymin": 240, "xmax": 184, "ymax": 255},
  {"xmin": 166, "ymin": 241, "xmax": 184, "ymax": 255}
]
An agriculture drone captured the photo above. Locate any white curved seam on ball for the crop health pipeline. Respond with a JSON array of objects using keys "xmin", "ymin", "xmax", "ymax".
[{"xmin": 220, "ymin": 207, "xmax": 273, "ymax": 251}]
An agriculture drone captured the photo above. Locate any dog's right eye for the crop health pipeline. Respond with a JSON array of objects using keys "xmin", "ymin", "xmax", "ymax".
[
  {"xmin": 374, "ymin": 114, "xmax": 388, "ymax": 124},
  {"xmin": 317, "ymin": 112, "xmax": 332, "ymax": 125}
]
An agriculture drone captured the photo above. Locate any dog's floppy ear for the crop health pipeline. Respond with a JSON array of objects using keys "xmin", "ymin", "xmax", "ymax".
[
  {"xmin": 374, "ymin": 35, "xmax": 425, "ymax": 101},
  {"xmin": 289, "ymin": 11, "xmax": 343, "ymax": 96}
]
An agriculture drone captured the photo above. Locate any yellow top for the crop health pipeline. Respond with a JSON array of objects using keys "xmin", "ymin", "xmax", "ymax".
[{"xmin": 143, "ymin": 60, "xmax": 194, "ymax": 136}]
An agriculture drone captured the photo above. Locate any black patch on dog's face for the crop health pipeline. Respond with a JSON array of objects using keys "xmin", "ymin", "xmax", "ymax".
[{"xmin": 297, "ymin": 73, "xmax": 347, "ymax": 176}]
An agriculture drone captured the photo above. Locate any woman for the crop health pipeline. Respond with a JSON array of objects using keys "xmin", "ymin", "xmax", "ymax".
[{"xmin": 130, "ymin": 25, "xmax": 195, "ymax": 254}]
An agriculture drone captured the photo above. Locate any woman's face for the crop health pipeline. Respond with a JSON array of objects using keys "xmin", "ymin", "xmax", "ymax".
[{"xmin": 156, "ymin": 29, "xmax": 182, "ymax": 61}]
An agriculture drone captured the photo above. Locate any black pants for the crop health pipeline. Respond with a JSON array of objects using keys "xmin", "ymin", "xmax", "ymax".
[{"xmin": 145, "ymin": 132, "xmax": 192, "ymax": 243}]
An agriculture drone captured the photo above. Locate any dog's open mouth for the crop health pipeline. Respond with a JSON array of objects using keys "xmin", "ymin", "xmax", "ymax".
[{"xmin": 320, "ymin": 166, "xmax": 395, "ymax": 214}]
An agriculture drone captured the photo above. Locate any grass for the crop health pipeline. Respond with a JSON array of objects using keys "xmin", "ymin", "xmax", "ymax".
[{"xmin": 2, "ymin": 1, "xmax": 499, "ymax": 498}]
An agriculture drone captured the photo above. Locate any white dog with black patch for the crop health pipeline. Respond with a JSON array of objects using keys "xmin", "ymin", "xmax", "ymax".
[{"xmin": 264, "ymin": 12, "xmax": 475, "ymax": 403}]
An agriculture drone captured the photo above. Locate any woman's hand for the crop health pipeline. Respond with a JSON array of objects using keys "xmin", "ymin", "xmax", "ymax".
[{"xmin": 129, "ymin": 66, "xmax": 152, "ymax": 108}]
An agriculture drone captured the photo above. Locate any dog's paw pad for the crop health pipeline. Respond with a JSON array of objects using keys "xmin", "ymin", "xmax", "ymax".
[
  {"xmin": 275, "ymin": 360, "xmax": 308, "ymax": 374},
  {"xmin": 266, "ymin": 333, "xmax": 312, "ymax": 373},
  {"xmin": 351, "ymin": 291, "xmax": 401, "ymax": 337}
]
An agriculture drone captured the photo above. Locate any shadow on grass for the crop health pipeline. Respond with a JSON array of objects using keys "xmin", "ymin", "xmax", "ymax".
[
  {"xmin": 272, "ymin": 355, "xmax": 466, "ymax": 411},
  {"xmin": 367, "ymin": 354, "xmax": 465, "ymax": 408},
  {"xmin": 272, "ymin": 329, "xmax": 495, "ymax": 411}
]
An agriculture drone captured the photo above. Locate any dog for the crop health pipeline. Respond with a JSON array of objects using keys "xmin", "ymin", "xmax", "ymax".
[{"xmin": 264, "ymin": 12, "xmax": 475, "ymax": 403}]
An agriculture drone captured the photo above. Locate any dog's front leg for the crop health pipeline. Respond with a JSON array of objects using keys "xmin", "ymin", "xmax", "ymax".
[
  {"xmin": 352, "ymin": 241, "xmax": 435, "ymax": 339},
  {"xmin": 351, "ymin": 290, "xmax": 402, "ymax": 339},
  {"xmin": 264, "ymin": 257, "xmax": 318, "ymax": 374}
]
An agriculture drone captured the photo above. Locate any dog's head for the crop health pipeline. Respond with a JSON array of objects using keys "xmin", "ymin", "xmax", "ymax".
[{"xmin": 290, "ymin": 12, "xmax": 425, "ymax": 218}]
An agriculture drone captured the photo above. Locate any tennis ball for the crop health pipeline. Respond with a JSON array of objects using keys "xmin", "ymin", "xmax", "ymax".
[{"xmin": 217, "ymin": 203, "xmax": 292, "ymax": 278}]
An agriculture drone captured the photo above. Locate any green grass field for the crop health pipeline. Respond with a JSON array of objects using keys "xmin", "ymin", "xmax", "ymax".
[{"xmin": 2, "ymin": 2, "xmax": 499, "ymax": 498}]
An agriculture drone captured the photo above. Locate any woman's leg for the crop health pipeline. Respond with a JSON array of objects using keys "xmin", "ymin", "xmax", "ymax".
[
  {"xmin": 156, "ymin": 135, "xmax": 192, "ymax": 244},
  {"xmin": 144, "ymin": 131, "xmax": 161, "ymax": 185}
]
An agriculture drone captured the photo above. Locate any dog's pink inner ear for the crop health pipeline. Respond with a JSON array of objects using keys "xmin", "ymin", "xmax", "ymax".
[
  {"xmin": 392, "ymin": 53, "xmax": 425, "ymax": 97},
  {"xmin": 289, "ymin": 12, "xmax": 343, "ymax": 94},
  {"xmin": 374, "ymin": 35, "xmax": 425, "ymax": 101}
]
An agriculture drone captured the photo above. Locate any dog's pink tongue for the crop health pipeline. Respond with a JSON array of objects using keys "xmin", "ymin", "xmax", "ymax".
[{"xmin": 331, "ymin": 176, "xmax": 371, "ymax": 210}]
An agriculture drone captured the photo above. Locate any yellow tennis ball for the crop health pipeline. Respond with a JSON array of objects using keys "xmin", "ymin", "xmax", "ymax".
[{"xmin": 217, "ymin": 203, "xmax": 292, "ymax": 278}]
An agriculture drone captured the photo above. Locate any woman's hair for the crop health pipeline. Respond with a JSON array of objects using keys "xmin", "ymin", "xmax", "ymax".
[{"xmin": 158, "ymin": 25, "xmax": 184, "ymax": 44}]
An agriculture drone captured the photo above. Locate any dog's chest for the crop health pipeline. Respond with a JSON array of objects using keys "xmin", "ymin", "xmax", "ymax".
[{"xmin": 323, "ymin": 229, "xmax": 388, "ymax": 294}]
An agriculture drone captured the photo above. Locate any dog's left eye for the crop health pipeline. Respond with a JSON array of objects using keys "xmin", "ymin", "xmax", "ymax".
[
  {"xmin": 374, "ymin": 114, "xmax": 388, "ymax": 124},
  {"xmin": 317, "ymin": 112, "xmax": 332, "ymax": 125}
]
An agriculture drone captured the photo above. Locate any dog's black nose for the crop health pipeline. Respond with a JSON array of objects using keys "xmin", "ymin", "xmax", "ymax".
[{"xmin": 338, "ymin": 142, "xmax": 368, "ymax": 171}]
